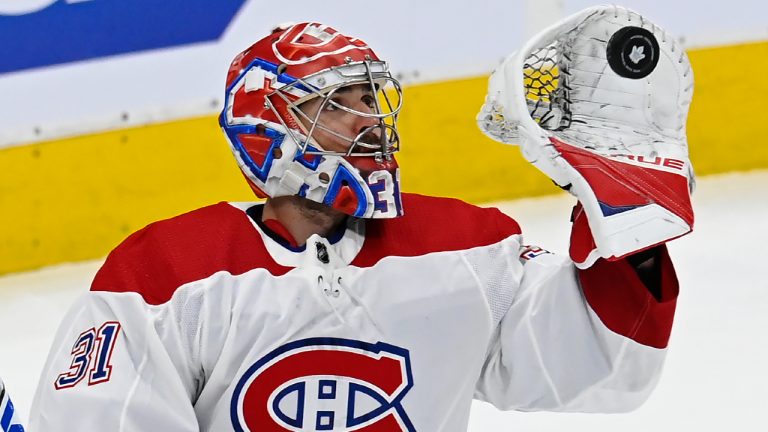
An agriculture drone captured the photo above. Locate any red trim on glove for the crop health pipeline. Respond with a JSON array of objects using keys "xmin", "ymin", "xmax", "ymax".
[
  {"xmin": 551, "ymin": 137, "xmax": 694, "ymax": 227},
  {"xmin": 578, "ymin": 245, "xmax": 679, "ymax": 349}
]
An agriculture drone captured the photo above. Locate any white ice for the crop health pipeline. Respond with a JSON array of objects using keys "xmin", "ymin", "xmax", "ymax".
[{"xmin": 2, "ymin": 171, "xmax": 767, "ymax": 430}]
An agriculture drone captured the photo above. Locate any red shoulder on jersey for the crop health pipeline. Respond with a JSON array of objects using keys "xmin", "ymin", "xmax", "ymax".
[
  {"xmin": 353, "ymin": 193, "xmax": 522, "ymax": 267},
  {"xmin": 91, "ymin": 203, "xmax": 291, "ymax": 305},
  {"xmin": 92, "ymin": 195, "xmax": 521, "ymax": 304}
]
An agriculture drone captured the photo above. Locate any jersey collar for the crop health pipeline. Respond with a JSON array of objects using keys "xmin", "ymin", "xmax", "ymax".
[{"xmin": 229, "ymin": 202, "xmax": 366, "ymax": 268}]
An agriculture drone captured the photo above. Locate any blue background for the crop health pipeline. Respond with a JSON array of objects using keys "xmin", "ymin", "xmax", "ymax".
[{"xmin": 0, "ymin": 0, "xmax": 247, "ymax": 74}]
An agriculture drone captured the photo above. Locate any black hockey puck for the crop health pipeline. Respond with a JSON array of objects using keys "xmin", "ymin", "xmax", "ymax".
[{"xmin": 606, "ymin": 26, "xmax": 660, "ymax": 79}]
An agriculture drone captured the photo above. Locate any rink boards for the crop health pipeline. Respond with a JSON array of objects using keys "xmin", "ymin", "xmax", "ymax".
[{"xmin": 1, "ymin": 41, "xmax": 767, "ymax": 275}]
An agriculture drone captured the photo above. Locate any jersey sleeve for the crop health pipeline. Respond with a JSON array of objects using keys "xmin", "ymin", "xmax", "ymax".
[
  {"xmin": 471, "ymin": 215, "xmax": 678, "ymax": 412},
  {"xmin": 29, "ymin": 231, "xmax": 206, "ymax": 431},
  {"xmin": 29, "ymin": 290, "xmax": 202, "ymax": 431}
]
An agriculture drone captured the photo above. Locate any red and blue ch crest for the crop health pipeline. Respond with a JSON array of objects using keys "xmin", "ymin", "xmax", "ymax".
[{"xmin": 230, "ymin": 338, "xmax": 416, "ymax": 431}]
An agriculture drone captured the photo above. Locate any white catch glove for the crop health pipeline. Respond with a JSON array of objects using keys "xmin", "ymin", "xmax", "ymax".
[{"xmin": 478, "ymin": 5, "xmax": 695, "ymax": 269}]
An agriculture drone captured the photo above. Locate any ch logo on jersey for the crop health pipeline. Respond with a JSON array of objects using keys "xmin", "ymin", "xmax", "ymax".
[{"xmin": 231, "ymin": 338, "xmax": 416, "ymax": 431}]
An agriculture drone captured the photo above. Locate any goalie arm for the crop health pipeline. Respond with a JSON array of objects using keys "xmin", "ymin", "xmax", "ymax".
[
  {"xmin": 474, "ymin": 240, "xmax": 678, "ymax": 412},
  {"xmin": 29, "ymin": 229, "xmax": 205, "ymax": 431},
  {"xmin": 29, "ymin": 291, "xmax": 201, "ymax": 431}
]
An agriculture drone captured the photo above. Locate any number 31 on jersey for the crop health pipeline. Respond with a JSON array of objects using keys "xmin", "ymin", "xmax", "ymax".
[{"xmin": 54, "ymin": 322, "xmax": 121, "ymax": 390}]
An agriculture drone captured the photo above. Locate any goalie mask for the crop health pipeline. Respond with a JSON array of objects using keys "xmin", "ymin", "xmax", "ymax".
[
  {"xmin": 478, "ymin": 5, "xmax": 695, "ymax": 267},
  {"xmin": 220, "ymin": 22, "xmax": 404, "ymax": 218}
]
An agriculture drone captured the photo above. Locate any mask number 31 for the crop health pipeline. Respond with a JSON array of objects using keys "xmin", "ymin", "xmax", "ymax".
[{"xmin": 54, "ymin": 322, "xmax": 121, "ymax": 390}]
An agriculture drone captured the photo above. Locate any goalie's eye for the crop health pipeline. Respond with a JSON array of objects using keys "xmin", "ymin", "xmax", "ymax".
[
  {"xmin": 322, "ymin": 84, "xmax": 378, "ymax": 114},
  {"xmin": 361, "ymin": 94, "xmax": 376, "ymax": 110},
  {"xmin": 324, "ymin": 100, "xmax": 340, "ymax": 112}
]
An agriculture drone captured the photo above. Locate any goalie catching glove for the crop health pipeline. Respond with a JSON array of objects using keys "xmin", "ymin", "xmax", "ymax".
[{"xmin": 478, "ymin": 5, "xmax": 695, "ymax": 268}]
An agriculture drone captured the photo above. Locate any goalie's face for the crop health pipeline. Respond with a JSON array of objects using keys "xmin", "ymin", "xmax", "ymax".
[
  {"xmin": 287, "ymin": 76, "xmax": 401, "ymax": 164},
  {"xmin": 296, "ymin": 84, "xmax": 383, "ymax": 154}
]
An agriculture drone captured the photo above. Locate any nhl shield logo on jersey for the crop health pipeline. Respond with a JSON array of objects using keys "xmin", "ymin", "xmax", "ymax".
[{"xmin": 230, "ymin": 337, "xmax": 416, "ymax": 431}]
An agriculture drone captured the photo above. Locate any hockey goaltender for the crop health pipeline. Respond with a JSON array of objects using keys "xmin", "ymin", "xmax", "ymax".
[{"xmin": 31, "ymin": 6, "xmax": 693, "ymax": 431}]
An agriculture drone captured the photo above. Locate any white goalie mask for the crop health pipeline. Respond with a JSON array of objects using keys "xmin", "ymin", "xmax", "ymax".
[{"xmin": 479, "ymin": 5, "xmax": 695, "ymax": 266}]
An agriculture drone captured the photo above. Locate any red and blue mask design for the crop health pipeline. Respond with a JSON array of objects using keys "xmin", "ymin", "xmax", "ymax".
[{"xmin": 220, "ymin": 22, "xmax": 404, "ymax": 218}]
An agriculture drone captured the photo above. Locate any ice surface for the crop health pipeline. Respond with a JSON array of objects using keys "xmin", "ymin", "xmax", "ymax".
[{"xmin": 2, "ymin": 171, "xmax": 766, "ymax": 430}]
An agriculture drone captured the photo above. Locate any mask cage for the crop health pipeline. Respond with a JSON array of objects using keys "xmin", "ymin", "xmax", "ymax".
[{"xmin": 267, "ymin": 60, "xmax": 403, "ymax": 162}]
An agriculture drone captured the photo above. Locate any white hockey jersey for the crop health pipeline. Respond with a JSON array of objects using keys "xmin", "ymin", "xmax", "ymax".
[{"xmin": 29, "ymin": 193, "xmax": 678, "ymax": 431}]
